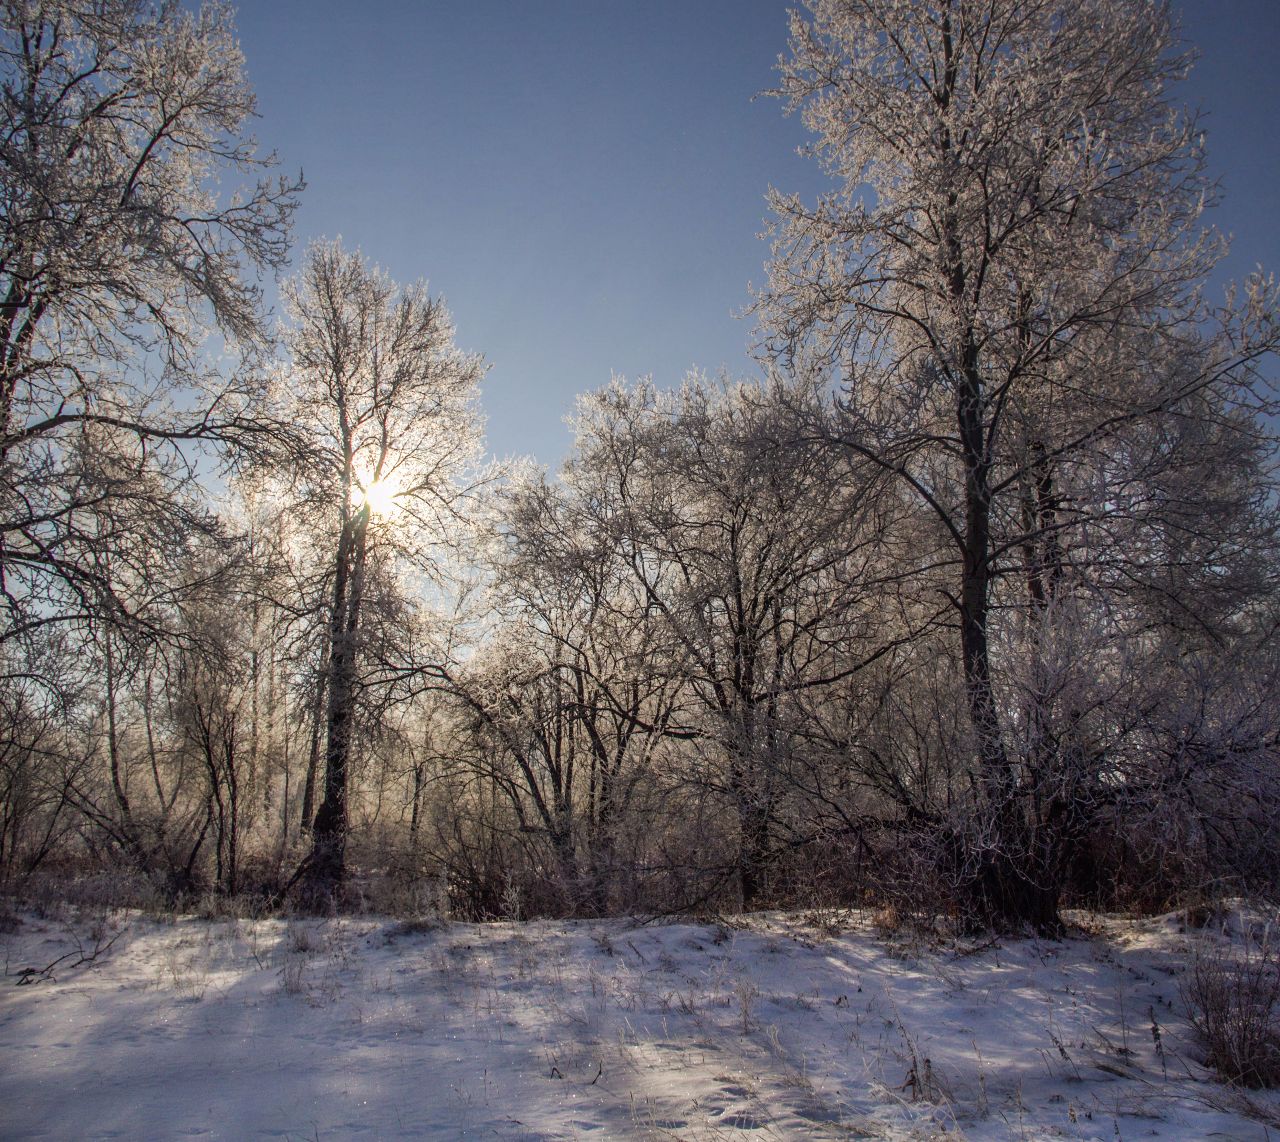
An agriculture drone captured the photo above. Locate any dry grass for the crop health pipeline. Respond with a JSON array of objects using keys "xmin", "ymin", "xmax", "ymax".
[{"xmin": 1183, "ymin": 933, "xmax": 1280, "ymax": 1088}]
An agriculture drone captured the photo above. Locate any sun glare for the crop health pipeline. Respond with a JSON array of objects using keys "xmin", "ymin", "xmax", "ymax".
[{"xmin": 357, "ymin": 476, "xmax": 401, "ymax": 518}]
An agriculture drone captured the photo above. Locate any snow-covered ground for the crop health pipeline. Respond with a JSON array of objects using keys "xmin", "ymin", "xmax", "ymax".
[{"xmin": 2, "ymin": 903, "xmax": 1277, "ymax": 1140}]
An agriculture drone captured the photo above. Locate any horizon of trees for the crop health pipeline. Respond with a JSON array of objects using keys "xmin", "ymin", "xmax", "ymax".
[{"xmin": 1, "ymin": 0, "xmax": 1278, "ymax": 935}]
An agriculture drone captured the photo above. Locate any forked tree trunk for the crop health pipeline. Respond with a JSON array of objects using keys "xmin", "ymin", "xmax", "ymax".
[
  {"xmin": 298, "ymin": 505, "xmax": 370, "ymax": 910},
  {"xmin": 956, "ymin": 362, "xmax": 1062, "ymax": 935}
]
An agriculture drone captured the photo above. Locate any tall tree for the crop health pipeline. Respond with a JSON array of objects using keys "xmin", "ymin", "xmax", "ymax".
[
  {"xmin": 757, "ymin": 0, "xmax": 1279, "ymax": 930},
  {"xmin": 0, "ymin": 0, "xmax": 300, "ymax": 648},
  {"xmin": 281, "ymin": 241, "xmax": 485, "ymax": 907}
]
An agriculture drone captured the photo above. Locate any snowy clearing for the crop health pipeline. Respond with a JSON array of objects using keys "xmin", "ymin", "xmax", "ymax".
[{"xmin": 2, "ymin": 906, "xmax": 1278, "ymax": 1140}]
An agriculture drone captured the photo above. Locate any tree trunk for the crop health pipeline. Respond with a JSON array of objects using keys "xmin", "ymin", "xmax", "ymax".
[
  {"xmin": 409, "ymin": 760, "xmax": 424, "ymax": 852},
  {"xmin": 730, "ymin": 738, "xmax": 772, "ymax": 912},
  {"xmin": 955, "ymin": 353, "xmax": 1061, "ymax": 934},
  {"xmin": 300, "ymin": 673, "xmax": 323, "ymax": 837},
  {"xmin": 738, "ymin": 799, "xmax": 770, "ymax": 911},
  {"xmin": 298, "ymin": 505, "xmax": 370, "ymax": 910}
]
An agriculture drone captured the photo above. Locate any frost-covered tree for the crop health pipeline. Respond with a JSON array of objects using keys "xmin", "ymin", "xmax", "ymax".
[
  {"xmin": 446, "ymin": 469, "xmax": 685, "ymax": 915},
  {"xmin": 0, "ymin": 0, "xmax": 300, "ymax": 647},
  {"xmin": 757, "ymin": 0, "xmax": 1280, "ymax": 930},
  {"xmin": 280, "ymin": 241, "xmax": 485, "ymax": 906},
  {"xmin": 564, "ymin": 374, "xmax": 903, "ymax": 907}
]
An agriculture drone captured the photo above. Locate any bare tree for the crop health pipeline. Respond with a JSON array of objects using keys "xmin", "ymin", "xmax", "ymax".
[
  {"xmin": 443, "ymin": 476, "xmax": 683, "ymax": 915},
  {"xmin": 757, "ymin": 0, "xmax": 1279, "ymax": 930},
  {"xmin": 0, "ymin": 639, "xmax": 85, "ymax": 887},
  {"xmin": 280, "ymin": 240, "xmax": 485, "ymax": 907},
  {"xmin": 560, "ymin": 373, "xmax": 904, "ymax": 907},
  {"xmin": 0, "ymin": 0, "xmax": 301, "ymax": 649}
]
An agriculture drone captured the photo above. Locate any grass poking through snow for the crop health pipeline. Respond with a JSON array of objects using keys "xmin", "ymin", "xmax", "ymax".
[{"xmin": 2, "ymin": 905, "xmax": 1279, "ymax": 1139}]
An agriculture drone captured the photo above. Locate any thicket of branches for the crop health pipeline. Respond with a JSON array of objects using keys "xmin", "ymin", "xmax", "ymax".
[{"xmin": 2, "ymin": 0, "xmax": 1277, "ymax": 935}]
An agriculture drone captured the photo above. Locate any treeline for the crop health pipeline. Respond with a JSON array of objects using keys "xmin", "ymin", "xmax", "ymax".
[{"xmin": 2, "ymin": 0, "xmax": 1278, "ymax": 935}]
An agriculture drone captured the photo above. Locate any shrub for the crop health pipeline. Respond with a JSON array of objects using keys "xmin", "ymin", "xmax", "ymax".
[{"xmin": 1183, "ymin": 933, "xmax": 1280, "ymax": 1088}]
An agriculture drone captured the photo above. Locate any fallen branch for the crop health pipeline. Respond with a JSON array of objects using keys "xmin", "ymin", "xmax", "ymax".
[{"xmin": 13, "ymin": 925, "xmax": 124, "ymax": 985}]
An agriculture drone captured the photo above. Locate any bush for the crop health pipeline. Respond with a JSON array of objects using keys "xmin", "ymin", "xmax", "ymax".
[{"xmin": 1183, "ymin": 933, "xmax": 1280, "ymax": 1088}]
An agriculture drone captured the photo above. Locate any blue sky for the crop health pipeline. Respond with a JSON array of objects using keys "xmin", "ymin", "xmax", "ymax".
[{"xmin": 233, "ymin": 0, "xmax": 1280, "ymax": 466}]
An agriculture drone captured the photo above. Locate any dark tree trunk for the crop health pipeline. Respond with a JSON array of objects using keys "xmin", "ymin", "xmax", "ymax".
[
  {"xmin": 731, "ymin": 738, "xmax": 772, "ymax": 912},
  {"xmin": 409, "ymin": 761, "xmax": 424, "ymax": 851},
  {"xmin": 299, "ymin": 671, "xmax": 324, "ymax": 837},
  {"xmin": 738, "ymin": 799, "xmax": 770, "ymax": 911},
  {"xmin": 297, "ymin": 505, "xmax": 370, "ymax": 911},
  {"xmin": 955, "ymin": 353, "xmax": 1062, "ymax": 934}
]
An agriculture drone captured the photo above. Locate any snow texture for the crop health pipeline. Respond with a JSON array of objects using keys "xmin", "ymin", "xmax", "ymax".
[{"xmin": 2, "ymin": 906, "xmax": 1277, "ymax": 1139}]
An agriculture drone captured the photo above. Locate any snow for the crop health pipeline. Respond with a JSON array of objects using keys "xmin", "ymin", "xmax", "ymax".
[{"xmin": 2, "ymin": 905, "xmax": 1277, "ymax": 1140}]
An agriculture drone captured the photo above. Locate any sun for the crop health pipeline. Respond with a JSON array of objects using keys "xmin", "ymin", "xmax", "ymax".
[{"xmin": 356, "ymin": 475, "xmax": 401, "ymax": 518}]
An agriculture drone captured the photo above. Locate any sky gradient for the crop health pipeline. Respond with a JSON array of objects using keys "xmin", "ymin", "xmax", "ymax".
[{"xmin": 233, "ymin": 0, "xmax": 1280, "ymax": 466}]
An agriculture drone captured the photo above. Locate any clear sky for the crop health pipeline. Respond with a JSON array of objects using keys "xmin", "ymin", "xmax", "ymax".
[{"xmin": 232, "ymin": 0, "xmax": 1280, "ymax": 467}]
